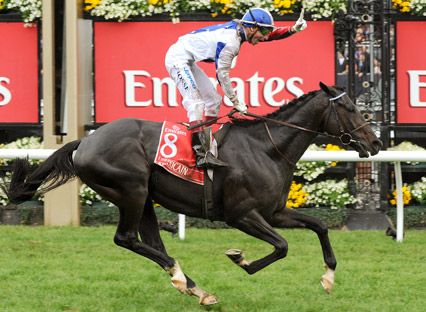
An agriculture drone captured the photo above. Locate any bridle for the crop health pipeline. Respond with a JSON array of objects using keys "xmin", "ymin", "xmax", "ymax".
[
  {"xmin": 240, "ymin": 91, "xmax": 370, "ymax": 165},
  {"xmin": 323, "ymin": 92, "xmax": 369, "ymax": 145}
]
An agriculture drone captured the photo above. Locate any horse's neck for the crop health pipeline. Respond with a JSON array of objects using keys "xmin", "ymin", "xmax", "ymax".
[
  {"xmin": 268, "ymin": 106, "xmax": 322, "ymax": 165},
  {"xmin": 270, "ymin": 125, "xmax": 317, "ymax": 166}
]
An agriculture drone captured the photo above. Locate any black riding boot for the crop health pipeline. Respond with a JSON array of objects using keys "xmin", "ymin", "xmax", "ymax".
[{"xmin": 192, "ymin": 127, "xmax": 228, "ymax": 168}]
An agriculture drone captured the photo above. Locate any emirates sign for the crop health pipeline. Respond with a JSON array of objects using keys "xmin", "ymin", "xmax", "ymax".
[
  {"xmin": 94, "ymin": 21, "xmax": 335, "ymax": 123},
  {"xmin": 0, "ymin": 23, "xmax": 39, "ymax": 123},
  {"xmin": 396, "ymin": 21, "xmax": 426, "ymax": 124}
]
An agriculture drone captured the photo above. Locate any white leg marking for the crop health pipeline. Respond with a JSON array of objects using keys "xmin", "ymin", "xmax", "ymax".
[
  {"xmin": 168, "ymin": 262, "xmax": 188, "ymax": 293},
  {"xmin": 225, "ymin": 249, "xmax": 250, "ymax": 267},
  {"xmin": 321, "ymin": 265, "xmax": 335, "ymax": 293},
  {"xmin": 167, "ymin": 262, "xmax": 219, "ymax": 305}
]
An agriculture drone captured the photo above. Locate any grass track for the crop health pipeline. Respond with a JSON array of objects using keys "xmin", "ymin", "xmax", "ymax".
[{"xmin": 0, "ymin": 227, "xmax": 425, "ymax": 312}]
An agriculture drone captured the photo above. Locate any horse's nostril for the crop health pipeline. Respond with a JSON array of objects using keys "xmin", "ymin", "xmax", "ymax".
[{"xmin": 371, "ymin": 139, "xmax": 382, "ymax": 155}]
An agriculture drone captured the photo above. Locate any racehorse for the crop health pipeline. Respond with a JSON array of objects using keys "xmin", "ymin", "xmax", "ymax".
[{"xmin": 4, "ymin": 82, "xmax": 381, "ymax": 305}]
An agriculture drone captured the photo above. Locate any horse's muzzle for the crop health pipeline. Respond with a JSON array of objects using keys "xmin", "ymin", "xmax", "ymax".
[{"xmin": 370, "ymin": 139, "xmax": 382, "ymax": 156}]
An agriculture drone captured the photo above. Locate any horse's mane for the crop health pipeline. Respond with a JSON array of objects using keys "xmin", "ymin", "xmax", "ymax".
[{"xmin": 231, "ymin": 89, "xmax": 320, "ymax": 127}]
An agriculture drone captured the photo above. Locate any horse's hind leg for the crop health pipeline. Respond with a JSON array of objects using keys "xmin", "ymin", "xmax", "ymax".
[
  {"xmin": 138, "ymin": 198, "xmax": 168, "ymax": 254},
  {"xmin": 76, "ymin": 157, "xmax": 216, "ymax": 305},
  {"xmin": 271, "ymin": 208, "xmax": 336, "ymax": 293},
  {"xmin": 103, "ymin": 185, "xmax": 171, "ymax": 267},
  {"xmin": 140, "ymin": 199, "xmax": 218, "ymax": 304},
  {"xmin": 111, "ymin": 188, "xmax": 217, "ymax": 305}
]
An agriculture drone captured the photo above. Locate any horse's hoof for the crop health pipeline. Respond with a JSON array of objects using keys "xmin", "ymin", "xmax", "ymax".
[
  {"xmin": 225, "ymin": 248, "xmax": 242, "ymax": 256},
  {"xmin": 225, "ymin": 249, "xmax": 244, "ymax": 263},
  {"xmin": 320, "ymin": 277, "xmax": 333, "ymax": 293},
  {"xmin": 321, "ymin": 266, "xmax": 335, "ymax": 294},
  {"xmin": 200, "ymin": 294, "xmax": 219, "ymax": 305}
]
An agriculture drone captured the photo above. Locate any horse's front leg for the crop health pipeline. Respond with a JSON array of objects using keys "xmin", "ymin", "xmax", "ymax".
[
  {"xmin": 271, "ymin": 208, "xmax": 336, "ymax": 293},
  {"xmin": 225, "ymin": 210, "xmax": 289, "ymax": 275}
]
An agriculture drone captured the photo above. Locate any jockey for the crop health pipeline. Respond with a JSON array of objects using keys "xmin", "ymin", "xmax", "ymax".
[{"xmin": 165, "ymin": 8, "xmax": 307, "ymax": 169}]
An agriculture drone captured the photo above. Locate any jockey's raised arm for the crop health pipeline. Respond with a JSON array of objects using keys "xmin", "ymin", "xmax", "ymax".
[
  {"xmin": 265, "ymin": 8, "xmax": 307, "ymax": 41},
  {"xmin": 164, "ymin": 7, "xmax": 307, "ymax": 169}
]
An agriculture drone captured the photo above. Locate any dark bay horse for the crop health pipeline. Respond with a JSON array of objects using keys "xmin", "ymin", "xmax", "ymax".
[{"xmin": 5, "ymin": 83, "xmax": 381, "ymax": 305}]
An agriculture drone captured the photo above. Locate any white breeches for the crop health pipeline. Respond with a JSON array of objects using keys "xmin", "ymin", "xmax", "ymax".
[{"xmin": 165, "ymin": 46, "xmax": 222, "ymax": 122}]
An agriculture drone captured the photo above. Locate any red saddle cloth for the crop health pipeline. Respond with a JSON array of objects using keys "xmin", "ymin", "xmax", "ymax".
[{"xmin": 154, "ymin": 121, "xmax": 204, "ymax": 185}]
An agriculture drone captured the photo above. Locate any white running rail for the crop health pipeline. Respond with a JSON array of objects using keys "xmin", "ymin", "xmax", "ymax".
[
  {"xmin": 1, "ymin": 149, "xmax": 426, "ymax": 242},
  {"xmin": 0, "ymin": 149, "xmax": 56, "ymax": 159},
  {"xmin": 300, "ymin": 151, "xmax": 426, "ymax": 242}
]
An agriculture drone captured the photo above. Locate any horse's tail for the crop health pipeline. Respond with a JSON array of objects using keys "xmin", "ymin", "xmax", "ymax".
[{"xmin": 4, "ymin": 140, "xmax": 81, "ymax": 204}]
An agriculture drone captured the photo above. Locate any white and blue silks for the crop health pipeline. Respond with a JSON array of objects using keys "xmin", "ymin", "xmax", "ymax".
[{"xmin": 165, "ymin": 21, "xmax": 244, "ymax": 122}]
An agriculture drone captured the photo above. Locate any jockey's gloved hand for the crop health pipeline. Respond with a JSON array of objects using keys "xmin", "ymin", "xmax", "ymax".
[
  {"xmin": 230, "ymin": 95, "xmax": 247, "ymax": 113},
  {"xmin": 292, "ymin": 8, "xmax": 307, "ymax": 33}
]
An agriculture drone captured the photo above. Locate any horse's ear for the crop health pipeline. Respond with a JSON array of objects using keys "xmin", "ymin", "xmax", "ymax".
[{"xmin": 319, "ymin": 82, "xmax": 333, "ymax": 96}]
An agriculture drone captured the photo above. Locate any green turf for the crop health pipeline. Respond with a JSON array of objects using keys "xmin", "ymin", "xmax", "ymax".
[{"xmin": 0, "ymin": 227, "xmax": 425, "ymax": 312}]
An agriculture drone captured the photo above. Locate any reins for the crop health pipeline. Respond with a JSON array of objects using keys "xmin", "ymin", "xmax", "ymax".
[
  {"xmin": 243, "ymin": 111, "xmax": 325, "ymax": 136},
  {"xmin": 262, "ymin": 122, "xmax": 296, "ymax": 166},
  {"xmin": 187, "ymin": 110, "xmax": 236, "ymax": 130},
  {"xmin": 186, "ymin": 91, "xmax": 370, "ymax": 166},
  {"xmin": 235, "ymin": 92, "xmax": 369, "ymax": 165},
  {"xmin": 242, "ymin": 92, "xmax": 369, "ymax": 146}
]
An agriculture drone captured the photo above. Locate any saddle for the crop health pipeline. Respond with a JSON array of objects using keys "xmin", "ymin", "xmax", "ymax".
[
  {"xmin": 154, "ymin": 121, "xmax": 230, "ymax": 185},
  {"xmin": 153, "ymin": 121, "xmax": 231, "ymax": 220}
]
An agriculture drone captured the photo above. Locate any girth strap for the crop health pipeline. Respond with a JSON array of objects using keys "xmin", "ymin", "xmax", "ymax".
[{"xmin": 203, "ymin": 169, "xmax": 214, "ymax": 220}]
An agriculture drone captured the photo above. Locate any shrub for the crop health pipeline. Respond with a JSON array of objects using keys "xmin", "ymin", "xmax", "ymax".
[{"xmin": 304, "ymin": 179, "xmax": 357, "ymax": 209}]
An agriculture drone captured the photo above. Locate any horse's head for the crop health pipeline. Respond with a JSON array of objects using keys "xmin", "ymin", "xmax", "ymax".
[{"xmin": 319, "ymin": 82, "xmax": 382, "ymax": 157}]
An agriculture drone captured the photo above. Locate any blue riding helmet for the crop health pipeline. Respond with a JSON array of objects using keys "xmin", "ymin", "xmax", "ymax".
[{"xmin": 241, "ymin": 8, "xmax": 274, "ymax": 29}]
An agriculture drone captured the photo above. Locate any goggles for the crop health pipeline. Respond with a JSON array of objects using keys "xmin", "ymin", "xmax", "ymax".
[{"xmin": 259, "ymin": 26, "xmax": 273, "ymax": 36}]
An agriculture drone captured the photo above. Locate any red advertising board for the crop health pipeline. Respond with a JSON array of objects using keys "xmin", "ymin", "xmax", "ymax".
[
  {"xmin": 0, "ymin": 23, "xmax": 39, "ymax": 123},
  {"xmin": 396, "ymin": 21, "xmax": 426, "ymax": 124},
  {"xmin": 94, "ymin": 21, "xmax": 334, "ymax": 123}
]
